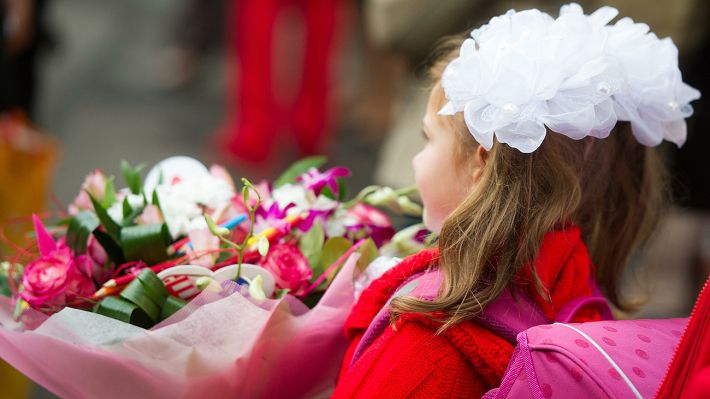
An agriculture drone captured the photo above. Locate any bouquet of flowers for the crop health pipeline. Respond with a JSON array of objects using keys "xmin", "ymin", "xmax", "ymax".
[{"xmin": 0, "ymin": 155, "xmax": 428, "ymax": 398}]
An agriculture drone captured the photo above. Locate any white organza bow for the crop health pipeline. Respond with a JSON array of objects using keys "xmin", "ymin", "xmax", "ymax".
[{"xmin": 439, "ymin": 3, "xmax": 701, "ymax": 153}]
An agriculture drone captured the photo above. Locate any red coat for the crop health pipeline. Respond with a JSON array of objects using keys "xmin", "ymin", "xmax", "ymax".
[{"xmin": 333, "ymin": 226, "xmax": 601, "ymax": 398}]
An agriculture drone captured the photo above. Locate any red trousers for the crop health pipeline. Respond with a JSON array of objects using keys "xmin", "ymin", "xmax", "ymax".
[{"xmin": 221, "ymin": 0, "xmax": 343, "ymax": 164}]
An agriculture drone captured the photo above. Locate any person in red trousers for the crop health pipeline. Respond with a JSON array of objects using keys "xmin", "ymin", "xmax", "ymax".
[
  {"xmin": 332, "ymin": 4, "xmax": 699, "ymax": 397},
  {"xmin": 219, "ymin": 0, "xmax": 343, "ymax": 166}
]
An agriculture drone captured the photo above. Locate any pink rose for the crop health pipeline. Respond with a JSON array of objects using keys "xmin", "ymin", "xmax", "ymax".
[
  {"xmin": 259, "ymin": 244, "xmax": 312, "ymax": 296},
  {"xmin": 68, "ymin": 170, "xmax": 108, "ymax": 214},
  {"xmin": 20, "ymin": 247, "xmax": 95, "ymax": 309}
]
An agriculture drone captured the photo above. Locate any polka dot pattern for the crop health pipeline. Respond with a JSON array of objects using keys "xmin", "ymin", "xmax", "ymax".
[
  {"xmin": 541, "ymin": 383, "xmax": 553, "ymax": 398},
  {"xmin": 570, "ymin": 367, "xmax": 583, "ymax": 382},
  {"xmin": 635, "ymin": 349, "xmax": 649, "ymax": 360},
  {"xmin": 520, "ymin": 318, "xmax": 686, "ymax": 399},
  {"xmin": 608, "ymin": 368, "xmax": 622, "ymax": 380},
  {"xmin": 632, "ymin": 367, "xmax": 646, "ymax": 378}
]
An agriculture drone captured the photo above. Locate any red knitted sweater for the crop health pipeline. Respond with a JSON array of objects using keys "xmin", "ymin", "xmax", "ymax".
[{"xmin": 332, "ymin": 226, "xmax": 601, "ymax": 398}]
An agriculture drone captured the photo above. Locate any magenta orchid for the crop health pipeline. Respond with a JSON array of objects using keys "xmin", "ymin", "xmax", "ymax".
[
  {"xmin": 344, "ymin": 204, "xmax": 395, "ymax": 247},
  {"xmin": 296, "ymin": 166, "xmax": 350, "ymax": 197},
  {"xmin": 254, "ymin": 202, "xmax": 294, "ymax": 235}
]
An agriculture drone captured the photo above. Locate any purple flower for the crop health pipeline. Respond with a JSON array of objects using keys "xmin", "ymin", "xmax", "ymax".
[
  {"xmin": 296, "ymin": 167, "xmax": 351, "ymax": 197},
  {"xmin": 255, "ymin": 202, "xmax": 295, "ymax": 234},
  {"xmin": 344, "ymin": 204, "xmax": 395, "ymax": 247}
]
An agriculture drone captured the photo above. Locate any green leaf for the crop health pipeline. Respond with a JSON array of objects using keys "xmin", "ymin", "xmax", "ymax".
[
  {"xmin": 257, "ymin": 236, "xmax": 270, "ymax": 257},
  {"xmin": 299, "ymin": 221, "xmax": 324, "ymax": 270},
  {"xmin": 92, "ymin": 229, "xmax": 125, "ymax": 265},
  {"xmin": 355, "ymin": 238, "xmax": 379, "ymax": 273},
  {"xmin": 95, "ymin": 296, "xmax": 153, "ymax": 329},
  {"xmin": 121, "ymin": 160, "xmax": 145, "ymax": 195},
  {"xmin": 338, "ymin": 179, "xmax": 348, "ymax": 201},
  {"xmin": 1, "ymin": 262, "xmax": 22, "ymax": 298},
  {"xmin": 317, "ymin": 237, "xmax": 352, "ymax": 286},
  {"xmin": 136, "ymin": 267, "xmax": 169, "ymax": 301},
  {"xmin": 122, "ymin": 197, "xmax": 132, "ymax": 219},
  {"xmin": 161, "ymin": 296, "xmax": 187, "ymax": 320},
  {"xmin": 102, "ymin": 176, "xmax": 117, "ymax": 208},
  {"xmin": 55, "ymin": 217, "xmax": 74, "ymax": 226},
  {"xmin": 320, "ymin": 178, "xmax": 348, "ymax": 201},
  {"xmin": 95, "ymin": 269, "xmax": 176, "ymax": 328},
  {"xmin": 120, "ymin": 224, "xmax": 170, "ymax": 264},
  {"xmin": 275, "ymin": 289, "xmax": 290, "ymax": 299},
  {"xmin": 121, "ymin": 200, "xmax": 145, "ymax": 226},
  {"xmin": 301, "ymin": 291, "xmax": 324, "ymax": 308},
  {"xmin": 120, "ymin": 276, "xmax": 162, "ymax": 323},
  {"xmin": 66, "ymin": 211, "xmax": 100, "ymax": 254},
  {"xmin": 89, "ymin": 192, "xmax": 121, "ymax": 240},
  {"xmin": 151, "ymin": 190, "xmax": 163, "ymax": 212},
  {"xmin": 0, "ymin": 276, "xmax": 10, "ymax": 298},
  {"xmin": 0, "ymin": 263, "xmax": 16, "ymax": 298},
  {"xmin": 273, "ymin": 156, "xmax": 327, "ymax": 188}
]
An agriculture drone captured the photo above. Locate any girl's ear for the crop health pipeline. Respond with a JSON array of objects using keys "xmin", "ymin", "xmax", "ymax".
[
  {"xmin": 470, "ymin": 144, "xmax": 489, "ymax": 184},
  {"xmin": 476, "ymin": 145, "xmax": 489, "ymax": 166}
]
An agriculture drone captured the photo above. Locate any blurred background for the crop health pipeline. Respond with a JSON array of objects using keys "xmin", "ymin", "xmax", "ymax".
[{"xmin": 1, "ymin": 0, "xmax": 708, "ymax": 397}]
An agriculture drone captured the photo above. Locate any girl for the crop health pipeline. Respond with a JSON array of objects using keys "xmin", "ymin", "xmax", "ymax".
[{"xmin": 333, "ymin": 4, "xmax": 700, "ymax": 398}]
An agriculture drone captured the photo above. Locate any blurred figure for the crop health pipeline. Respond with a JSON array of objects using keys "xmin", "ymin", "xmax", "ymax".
[
  {"xmin": 0, "ymin": 0, "xmax": 51, "ymax": 118},
  {"xmin": 217, "ymin": 0, "xmax": 346, "ymax": 170},
  {"xmin": 160, "ymin": 0, "xmax": 226, "ymax": 89},
  {"xmin": 613, "ymin": 0, "xmax": 710, "ymax": 318},
  {"xmin": 1, "ymin": 2, "xmax": 55, "ymax": 395}
]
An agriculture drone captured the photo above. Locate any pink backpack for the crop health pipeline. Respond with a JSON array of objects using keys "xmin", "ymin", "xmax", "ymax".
[{"xmin": 352, "ymin": 270, "xmax": 695, "ymax": 398}]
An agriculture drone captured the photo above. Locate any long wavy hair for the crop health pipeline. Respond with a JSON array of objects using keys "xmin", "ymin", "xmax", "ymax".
[{"xmin": 390, "ymin": 36, "xmax": 669, "ymax": 331}]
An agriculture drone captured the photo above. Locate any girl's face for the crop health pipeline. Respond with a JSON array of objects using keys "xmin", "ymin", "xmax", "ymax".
[{"xmin": 412, "ymin": 86, "xmax": 486, "ymax": 233}]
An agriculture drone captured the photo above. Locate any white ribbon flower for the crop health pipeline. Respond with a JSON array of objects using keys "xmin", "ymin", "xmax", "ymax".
[{"xmin": 440, "ymin": 3, "xmax": 701, "ymax": 153}]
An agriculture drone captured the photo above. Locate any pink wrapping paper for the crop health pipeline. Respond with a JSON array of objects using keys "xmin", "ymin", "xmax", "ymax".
[{"xmin": 0, "ymin": 255, "xmax": 360, "ymax": 399}]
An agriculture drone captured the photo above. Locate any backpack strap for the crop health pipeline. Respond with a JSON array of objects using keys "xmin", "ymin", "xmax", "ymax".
[
  {"xmin": 350, "ymin": 269, "xmax": 547, "ymax": 365},
  {"xmin": 350, "ymin": 270, "xmax": 614, "ymax": 366},
  {"xmin": 476, "ymin": 289, "xmax": 549, "ymax": 342},
  {"xmin": 554, "ymin": 295, "xmax": 615, "ymax": 323}
]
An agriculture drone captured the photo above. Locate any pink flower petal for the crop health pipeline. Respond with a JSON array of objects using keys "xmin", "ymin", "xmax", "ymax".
[{"xmin": 32, "ymin": 214, "xmax": 56, "ymax": 257}]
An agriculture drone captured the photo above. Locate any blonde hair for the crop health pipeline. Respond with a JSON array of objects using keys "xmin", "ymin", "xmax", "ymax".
[{"xmin": 391, "ymin": 36, "xmax": 669, "ymax": 331}]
